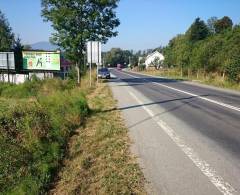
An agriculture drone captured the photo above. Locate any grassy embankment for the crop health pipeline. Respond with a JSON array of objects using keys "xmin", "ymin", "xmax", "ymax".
[
  {"xmin": 50, "ymin": 80, "xmax": 146, "ymax": 195},
  {"xmin": 132, "ymin": 68, "xmax": 240, "ymax": 91},
  {"xmin": 0, "ymin": 73, "xmax": 146, "ymax": 194}
]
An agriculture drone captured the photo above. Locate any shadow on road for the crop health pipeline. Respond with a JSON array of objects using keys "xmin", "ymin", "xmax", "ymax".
[
  {"xmin": 93, "ymin": 95, "xmax": 209, "ymax": 125},
  {"xmin": 109, "ymin": 76, "xmax": 182, "ymax": 85}
]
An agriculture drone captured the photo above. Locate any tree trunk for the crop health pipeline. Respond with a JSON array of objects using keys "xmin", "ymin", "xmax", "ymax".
[{"xmin": 222, "ymin": 71, "xmax": 225, "ymax": 81}]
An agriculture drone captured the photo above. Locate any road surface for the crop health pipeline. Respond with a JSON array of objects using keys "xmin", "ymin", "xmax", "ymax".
[{"xmin": 109, "ymin": 69, "xmax": 240, "ymax": 195}]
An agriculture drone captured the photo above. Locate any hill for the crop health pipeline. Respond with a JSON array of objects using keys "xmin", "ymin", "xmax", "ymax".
[{"xmin": 30, "ymin": 41, "xmax": 59, "ymax": 51}]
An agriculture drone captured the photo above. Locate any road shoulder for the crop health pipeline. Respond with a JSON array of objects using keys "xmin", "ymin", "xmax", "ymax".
[{"xmin": 49, "ymin": 83, "xmax": 146, "ymax": 195}]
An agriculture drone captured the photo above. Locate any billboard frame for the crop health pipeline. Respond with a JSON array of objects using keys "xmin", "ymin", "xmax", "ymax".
[
  {"xmin": 0, "ymin": 52, "xmax": 15, "ymax": 71},
  {"xmin": 22, "ymin": 50, "xmax": 61, "ymax": 72},
  {"xmin": 0, "ymin": 52, "xmax": 16, "ymax": 83}
]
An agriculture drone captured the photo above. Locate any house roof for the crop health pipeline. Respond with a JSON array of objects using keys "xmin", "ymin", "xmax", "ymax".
[{"xmin": 146, "ymin": 51, "xmax": 163, "ymax": 59}]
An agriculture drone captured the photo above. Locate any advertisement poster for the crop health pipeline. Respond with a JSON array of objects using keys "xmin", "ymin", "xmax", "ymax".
[{"xmin": 23, "ymin": 51, "xmax": 60, "ymax": 71}]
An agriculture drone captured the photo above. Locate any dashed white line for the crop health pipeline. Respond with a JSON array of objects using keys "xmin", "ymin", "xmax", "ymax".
[
  {"xmin": 128, "ymin": 91, "xmax": 237, "ymax": 195},
  {"xmin": 119, "ymin": 71, "xmax": 240, "ymax": 112}
]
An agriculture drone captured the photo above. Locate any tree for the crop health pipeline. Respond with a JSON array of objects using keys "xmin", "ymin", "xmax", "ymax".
[
  {"xmin": 214, "ymin": 16, "xmax": 233, "ymax": 33},
  {"xmin": 151, "ymin": 57, "xmax": 163, "ymax": 70},
  {"xmin": 13, "ymin": 36, "xmax": 24, "ymax": 73},
  {"xmin": 41, "ymin": 0, "xmax": 120, "ymax": 82},
  {"xmin": 187, "ymin": 18, "xmax": 210, "ymax": 42},
  {"xmin": 226, "ymin": 57, "xmax": 240, "ymax": 83},
  {"xmin": 104, "ymin": 48, "xmax": 132, "ymax": 67},
  {"xmin": 0, "ymin": 10, "xmax": 14, "ymax": 51},
  {"xmin": 207, "ymin": 16, "xmax": 218, "ymax": 34},
  {"xmin": 130, "ymin": 55, "xmax": 138, "ymax": 67},
  {"xmin": 23, "ymin": 45, "xmax": 32, "ymax": 50}
]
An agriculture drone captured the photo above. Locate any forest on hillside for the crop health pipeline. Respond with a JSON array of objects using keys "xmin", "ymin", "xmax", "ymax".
[{"xmin": 163, "ymin": 16, "xmax": 240, "ymax": 83}]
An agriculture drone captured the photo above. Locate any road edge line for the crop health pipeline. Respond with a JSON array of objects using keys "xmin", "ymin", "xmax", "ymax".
[
  {"xmin": 120, "ymin": 70, "xmax": 240, "ymax": 112},
  {"xmin": 128, "ymin": 90, "xmax": 236, "ymax": 195}
]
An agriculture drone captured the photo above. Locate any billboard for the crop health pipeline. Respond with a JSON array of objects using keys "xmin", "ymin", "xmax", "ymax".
[
  {"xmin": 22, "ymin": 51, "xmax": 60, "ymax": 71},
  {"xmin": 87, "ymin": 41, "xmax": 102, "ymax": 64},
  {"xmin": 0, "ymin": 52, "xmax": 15, "ymax": 70}
]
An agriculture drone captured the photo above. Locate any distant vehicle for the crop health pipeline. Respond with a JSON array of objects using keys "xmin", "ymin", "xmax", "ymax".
[
  {"xmin": 98, "ymin": 68, "xmax": 111, "ymax": 79},
  {"xmin": 117, "ymin": 64, "xmax": 122, "ymax": 70}
]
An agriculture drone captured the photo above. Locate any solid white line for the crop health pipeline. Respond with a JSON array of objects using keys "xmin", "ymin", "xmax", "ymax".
[
  {"xmin": 119, "ymin": 71, "xmax": 240, "ymax": 112},
  {"xmin": 128, "ymin": 91, "xmax": 237, "ymax": 195}
]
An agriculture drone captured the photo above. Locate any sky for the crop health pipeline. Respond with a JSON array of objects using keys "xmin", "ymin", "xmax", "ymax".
[{"xmin": 0, "ymin": 0, "xmax": 240, "ymax": 51}]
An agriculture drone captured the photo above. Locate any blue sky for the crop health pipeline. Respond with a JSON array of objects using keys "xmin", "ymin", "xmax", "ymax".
[{"xmin": 0, "ymin": 0, "xmax": 240, "ymax": 51}]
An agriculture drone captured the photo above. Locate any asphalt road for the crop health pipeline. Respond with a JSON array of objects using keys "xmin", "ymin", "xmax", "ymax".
[{"xmin": 109, "ymin": 69, "xmax": 240, "ymax": 195}]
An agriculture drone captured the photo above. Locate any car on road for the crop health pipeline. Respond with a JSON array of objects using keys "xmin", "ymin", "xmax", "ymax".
[{"xmin": 98, "ymin": 68, "xmax": 111, "ymax": 79}]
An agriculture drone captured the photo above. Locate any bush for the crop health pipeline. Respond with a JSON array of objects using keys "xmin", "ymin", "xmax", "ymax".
[
  {"xmin": 0, "ymin": 78, "xmax": 89, "ymax": 194},
  {"xmin": 138, "ymin": 64, "xmax": 146, "ymax": 71},
  {"xmin": 226, "ymin": 58, "xmax": 240, "ymax": 83}
]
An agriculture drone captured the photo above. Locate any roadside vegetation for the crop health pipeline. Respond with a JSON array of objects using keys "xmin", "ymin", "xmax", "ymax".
[
  {"xmin": 162, "ymin": 16, "xmax": 240, "ymax": 86},
  {"xmin": 50, "ymin": 80, "xmax": 146, "ymax": 195},
  {"xmin": 0, "ymin": 72, "xmax": 146, "ymax": 194},
  {"xmin": 1, "ymin": 2, "xmax": 146, "ymax": 194},
  {"xmin": 127, "ymin": 16, "xmax": 240, "ymax": 90},
  {"xmin": 0, "ymin": 76, "xmax": 89, "ymax": 194},
  {"xmin": 132, "ymin": 68, "xmax": 240, "ymax": 91}
]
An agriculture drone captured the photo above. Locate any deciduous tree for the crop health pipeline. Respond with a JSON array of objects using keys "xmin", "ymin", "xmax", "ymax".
[
  {"xmin": 41, "ymin": 0, "xmax": 120, "ymax": 81},
  {"xmin": 214, "ymin": 16, "xmax": 233, "ymax": 33},
  {"xmin": 0, "ymin": 10, "xmax": 14, "ymax": 51}
]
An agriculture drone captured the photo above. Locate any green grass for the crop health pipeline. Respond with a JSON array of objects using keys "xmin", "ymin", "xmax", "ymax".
[
  {"xmin": 0, "ymin": 73, "xmax": 146, "ymax": 194},
  {"xmin": 0, "ymin": 77, "xmax": 89, "ymax": 194},
  {"xmin": 133, "ymin": 68, "xmax": 240, "ymax": 91},
  {"xmin": 50, "ymin": 83, "xmax": 146, "ymax": 195}
]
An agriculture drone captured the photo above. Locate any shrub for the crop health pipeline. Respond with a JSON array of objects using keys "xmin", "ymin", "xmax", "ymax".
[
  {"xmin": 138, "ymin": 64, "xmax": 146, "ymax": 71},
  {"xmin": 0, "ymin": 78, "xmax": 89, "ymax": 194},
  {"xmin": 226, "ymin": 58, "xmax": 240, "ymax": 83}
]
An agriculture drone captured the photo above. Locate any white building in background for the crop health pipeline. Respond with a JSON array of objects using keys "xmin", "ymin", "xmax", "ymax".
[{"xmin": 145, "ymin": 51, "xmax": 165, "ymax": 68}]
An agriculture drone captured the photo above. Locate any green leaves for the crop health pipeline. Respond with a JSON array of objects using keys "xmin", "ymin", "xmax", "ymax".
[
  {"xmin": 164, "ymin": 16, "xmax": 240, "ymax": 82},
  {"xmin": 226, "ymin": 58, "xmax": 240, "ymax": 83},
  {"xmin": 104, "ymin": 48, "xmax": 131, "ymax": 67},
  {"xmin": 41, "ymin": 0, "xmax": 120, "ymax": 64},
  {"xmin": 214, "ymin": 16, "xmax": 233, "ymax": 34},
  {"xmin": 186, "ymin": 18, "xmax": 210, "ymax": 42},
  {"xmin": 0, "ymin": 10, "xmax": 14, "ymax": 51}
]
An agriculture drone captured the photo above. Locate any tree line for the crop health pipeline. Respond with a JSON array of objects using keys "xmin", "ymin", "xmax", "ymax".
[
  {"xmin": 103, "ymin": 46, "xmax": 163, "ymax": 67},
  {"xmin": 104, "ymin": 16, "xmax": 240, "ymax": 83},
  {"xmin": 163, "ymin": 16, "xmax": 240, "ymax": 83}
]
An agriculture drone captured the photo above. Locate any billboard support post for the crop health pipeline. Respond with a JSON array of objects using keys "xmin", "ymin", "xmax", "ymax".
[
  {"xmin": 6, "ymin": 53, "xmax": 10, "ymax": 83},
  {"xmin": 90, "ymin": 42, "xmax": 92, "ymax": 87},
  {"xmin": 87, "ymin": 41, "xmax": 101, "ymax": 87},
  {"xmin": 97, "ymin": 42, "xmax": 99, "ymax": 84},
  {"xmin": 77, "ymin": 63, "xmax": 80, "ymax": 84}
]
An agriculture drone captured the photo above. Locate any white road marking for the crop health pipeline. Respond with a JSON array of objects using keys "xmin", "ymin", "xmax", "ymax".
[
  {"xmin": 128, "ymin": 91, "xmax": 237, "ymax": 195},
  {"xmin": 119, "ymin": 71, "xmax": 240, "ymax": 112}
]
